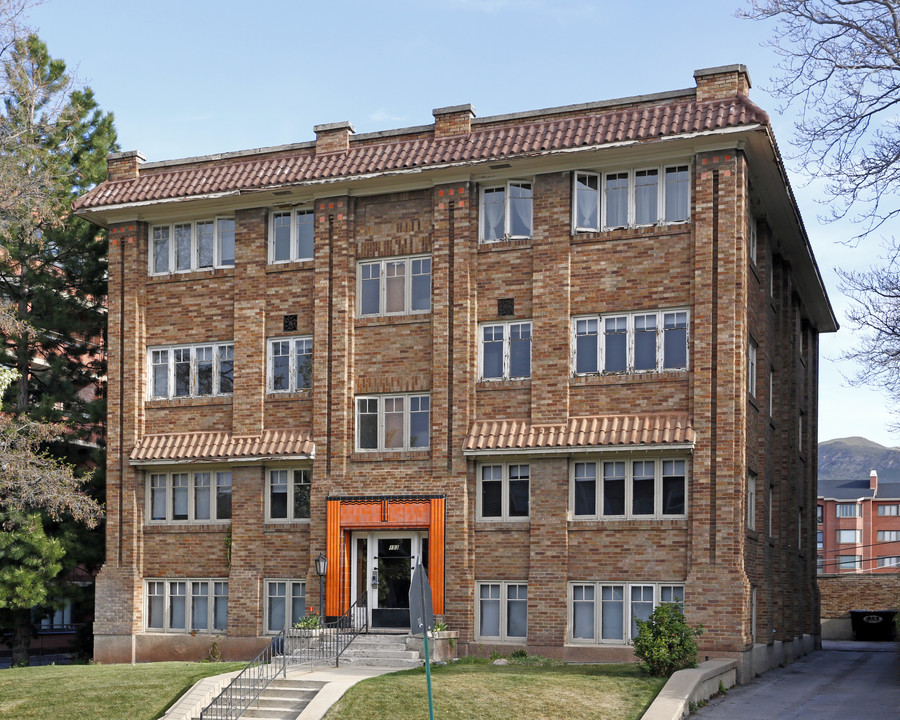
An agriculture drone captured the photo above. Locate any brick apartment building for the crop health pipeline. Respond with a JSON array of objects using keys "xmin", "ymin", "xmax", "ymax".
[
  {"xmin": 818, "ymin": 471, "xmax": 900, "ymax": 574},
  {"xmin": 75, "ymin": 64, "xmax": 836, "ymax": 678}
]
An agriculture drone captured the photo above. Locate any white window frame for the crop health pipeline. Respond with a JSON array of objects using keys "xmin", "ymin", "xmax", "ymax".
[
  {"xmin": 149, "ymin": 218, "xmax": 235, "ymax": 275},
  {"xmin": 571, "ymin": 309, "xmax": 689, "ymax": 376},
  {"xmin": 836, "ymin": 503, "xmax": 861, "ymax": 518},
  {"xmin": 748, "ymin": 214, "xmax": 758, "ymax": 265},
  {"xmin": 357, "ymin": 255, "xmax": 432, "ymax": 317},
  {"xmin": 836, "ymin": 529, "xmax": 861, "ymax": 544},
  {"xmin": 569, "ymin": 456, "xmax": 688, "ymax": 520},
  {"xmin": 747, "ymin": 472, "xmax": 757, "ymax": 531},
  {"xmin": 476, "ymin": 463, "xmax": 530, "ymax": 521},
  {"xmin": 838, "ymin": 555, "xmax": 861, "ymax": 571},
  {"xmin": 480, "ymin": 180, "xmax": 533, "ymax": 242},
  {"xmin": 148, "ymin": 342, "xmax": 234, "ymax": 399},
  {"xmin": 144, "ymin": 579, "xmax": 227, "ymax": 633},
  {"xmin": 268, "ymin": 208, "xmax": 315, "ymax": 263},
  {"xmin": 146, "ymin": 470, "xmax": 232, "ymax": 524},
  {"xmin": 817, "ymin": 529, "xmax": 823, "ymax": 548},
  {"xmin": 567, "ymin": 582, "xmax": 684, "ymax": 645},
  {"xmin": 877, "ymin": 530, "xmax": 900, "ymax": 542},
  {"xmin": 264, "ymin": 579, "xmax": 307, "ymax": 634},
  {"xmin": 877, "ymin": 504, "xmax": 899, "ymax": 516},
  {"xmin": 573, "ymin": 165, "xmax": 690, "ymax": 232},
  {"xmin": 748, "ymin": 339, "xmax": 758, "ymax": 396},
  {"xmin": 355, "ymin": 394, "xmax": 430, "ymax": 452},
  {"xmin": 475, "ymin": 581, "xmax": 528, "ymax": 643},
  {"xmin": 267, "ymin": 336, "xmax": 313, "ymax": 393},
  {"xmin": 877, "ymin": 556, "xmax": 900, "ymax": 569},
  {"xmin": 265, "ymin": 468, "xmax": 311, "ymax": 523},
  {"xmin": 478, "ymin": 320, "xmax": 532, "ymax": 380}
]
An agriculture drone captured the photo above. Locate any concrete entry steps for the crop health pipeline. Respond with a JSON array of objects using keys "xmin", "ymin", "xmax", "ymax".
[
  {"xmin": 241, "ymin": 678, "xmax": 328, "ymax": 720},
  {"xmin": 337, "ymin": 632, "xmax": 423, "ymax": 668}
]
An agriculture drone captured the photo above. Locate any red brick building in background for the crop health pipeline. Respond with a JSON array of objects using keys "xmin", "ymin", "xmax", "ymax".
[{"xmin": 75, "ymin": 65, "xmax": 837, "ymax": 681}]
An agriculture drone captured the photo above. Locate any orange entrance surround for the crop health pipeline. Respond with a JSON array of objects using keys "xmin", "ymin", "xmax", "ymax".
[{"xmin": 325, "ymin": 496, "xmax": 445, "ymax": 616}]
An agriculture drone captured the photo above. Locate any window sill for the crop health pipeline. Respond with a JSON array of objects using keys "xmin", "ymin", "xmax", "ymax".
[
  {"xmin": 477, "ymin": 238, "xmax": 532, "ymax": 253},
  {"xmin": 351, "ymin": 450, "xmax": 431, "ymax": 462},
  {"xmin": 475, "ymin": 520, "xmax": 530, "ymax": 531},
  {"xmin": 355, "ymin": 314, "xmax": 431, "ymax": 328},
  {"xmin": 146, "ymin": 395, "xmax": 233, "ymax": 408},
  {"xmin": 264, "ymin": 521, "xmax": 312, "ymax": 530},
  {"xmin": 476, "ymin": 378, "xmax": 531, "ymax": 390},
  {"xmin": 144, "ymin": 523, "xmax": 230, "ymax": 532},
  {"xmin": 748, "ymin": 395, "xmax": 760, "ymax": 413},
  {"xmin": 567, "ymin": 517, "xmax": 687, "ymax": 530},
  {"xmin": 266, "ymin": 390, "xmax": 313, "ymax": 402},
  {"xmin": 267, "ymin": 259, "xmax": 314, "ymax": 273},
  {"xmin": 570, "ymin": 371, "xmax": 687, "ymax": 387},
  {"xmin": 148, "ymin": 267, "xmax": 235, "ymax": 283},
  {"xmin": 570, "ymin": 222, "xmax": 690, "ymax": 245}
]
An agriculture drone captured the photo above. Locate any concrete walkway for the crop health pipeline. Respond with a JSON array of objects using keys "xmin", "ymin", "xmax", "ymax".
[
  {"xmin": 690, "ymin": 641, "xmax": 900, "ymax": 720},
  {"xmin": 163, "ymin": 664, "xmax": 399, "ymax": 720}
]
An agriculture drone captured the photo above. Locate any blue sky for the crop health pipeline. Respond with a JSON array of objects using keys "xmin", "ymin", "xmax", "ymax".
[{"xmin": 27, "ymin": 0, "xmax": 900, "ymax": 446}]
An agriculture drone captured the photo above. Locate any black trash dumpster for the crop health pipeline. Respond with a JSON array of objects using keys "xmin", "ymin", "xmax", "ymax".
[{"xmin": 849, "ymin": 610, "xmax": 897, "ymax": 641}]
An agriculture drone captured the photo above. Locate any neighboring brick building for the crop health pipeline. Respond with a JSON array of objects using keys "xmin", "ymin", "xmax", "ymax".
[
  {"xmin": 75, "ymin": 64, "xmax": 836, "ymax": 678},
  {"xmin": 818, "ymin": 471, "xmax": 900, "ymax": 574}
]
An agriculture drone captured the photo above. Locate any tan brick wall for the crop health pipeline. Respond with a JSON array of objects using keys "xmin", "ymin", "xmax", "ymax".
[{"xmin": 819, "ymin": 574, "xmax": 900, "ymax": 617}]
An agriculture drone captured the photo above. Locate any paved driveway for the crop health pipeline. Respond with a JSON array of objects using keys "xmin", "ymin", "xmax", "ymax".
[{"xmin": 692, "ymin": 642, "xmax": 900, "ymax": 720}]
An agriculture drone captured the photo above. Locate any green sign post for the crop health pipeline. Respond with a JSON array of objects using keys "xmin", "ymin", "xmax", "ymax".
[{"xmin": 409, "ymin": 562, "xmax": 435, "ymax": 720}]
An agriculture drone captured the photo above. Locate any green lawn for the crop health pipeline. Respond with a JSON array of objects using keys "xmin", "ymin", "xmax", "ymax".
[
  {"xmin": 0, "ymin": 661, "xmax": 245, "ymax": 720},
  {"xmin": 325, "ymin": 659, "xmax": 666, "ymax": 720}
]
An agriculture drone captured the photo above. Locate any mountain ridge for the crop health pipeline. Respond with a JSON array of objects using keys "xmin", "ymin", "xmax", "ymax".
[{"xmin": 818, "ymin": 436, "xmax": 900, "ymax": 483}]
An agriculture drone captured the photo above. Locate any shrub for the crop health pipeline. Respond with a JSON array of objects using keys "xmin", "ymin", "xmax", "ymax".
[{"xmin": 632, "ymin": 603, "xmax": 703, "ymax": 677}]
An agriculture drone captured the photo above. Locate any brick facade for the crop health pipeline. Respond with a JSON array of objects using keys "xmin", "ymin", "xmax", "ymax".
[{"xmin": 78, "ymin": 65, "xmax": 836, "ymax": 676}]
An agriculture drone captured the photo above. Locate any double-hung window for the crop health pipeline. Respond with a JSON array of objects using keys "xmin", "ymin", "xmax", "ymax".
[
  {"xmin": 481, "ymin": 181, "xmax": 533, "ymax": 242},
  {"xmin": 877, "ymin": 530, "xmax": 900, "ymax": 542},
  {"xmin": 877, "ymin": 556, "xmax": 900, "ymax": 568},
  {"xmin": 358, "ymin": 256, "xmax": 431, "ymax": 317},
  {"xmin": 476, "ymin": 582, "xmax": 527, "ymax": 642},
  {"xmin": 150, "ymin": 218, "xmax": 235, "ymax": 274},
  {"xmin": 266, "ymin": 469, "xmax": 311, "ymax": 522},
  {"xmin": 148, "ymin": 471, "xmax": 232, "ymax": 523},
  {"xmin": 356, "ymin": 394, "xmax": 430, "ymax": 451},
  {"xmin": 477, "ymin": 464, "xmax": 529, "ymax": 520},
  {"xmin": 837, "ymin": 529, "xmax": 861, "ymax": 544},
  {"xmin": 146, "ymin": 579, "xmax": 227, "ymax": 633},
  {"xmin": 569, "ymin": 582, "xmax": 683, "ymax": 644},
  {"xmin": 269, "ymin": 208, "xmax": 314, "ymax": 263},
  {"xmin": 878, "ymin": 504, "xmax": 899, "ymax": 516},
  {"xmin": 573, "ymin": 165, "xmax": 689, "ymax": 231},
  {"xmin": 573, "ymin": 310, "xmax": 688, "ymax": 375},
  {"xmin": 571, "ymin": 458, "xmax": 686, "ymax": 519},
  {"xmin": 838, "ymin": 555, "xmax": 861, "ymax": 571},
  {"xmin": 149, "ymin": 343, "xmax": 234, "ymax": 399},
  {"xmin": 264, "ymin": 580, "xmax": 306, "ymax": 633},
  {"xmin": 836, "ymin": 503, "xmax": 861, "ymax": 518},
  {"xmin": 479, "ymin": 321, "xmax": 532, "ymax": 380},
  {"xmin": 267, "ymin": 336, "xmax": 313, "ymax": 392}
]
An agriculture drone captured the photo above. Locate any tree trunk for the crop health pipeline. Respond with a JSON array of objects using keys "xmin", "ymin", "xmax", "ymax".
[
  {"xmin": 16, "ymin": 293, "xmax": 29, "ymax": 415},
  {"xmin": 10, "ymin": 607, "xmax": 31, "ymax": 667}
]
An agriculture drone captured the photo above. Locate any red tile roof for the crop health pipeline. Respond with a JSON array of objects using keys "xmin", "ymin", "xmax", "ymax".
[
  {"xmin": 463, "ymin": 415, "xmax": 695, "ymax": 454},
  {"xmin": 76, "ymin": 96, "xmax": 767, "ymax": 211},
  {"xmin": 130, "ymin": 429, "xmax": 314, "ymax": 464}
]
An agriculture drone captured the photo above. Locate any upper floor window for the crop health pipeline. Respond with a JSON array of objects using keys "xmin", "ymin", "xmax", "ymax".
[
  {"xmin": 356, "ymin": 394, "xmax": 430, "ymax": 451},
  {"xmin": 146, "ymin": 579, "xmax": 228, "ymax": 633},
  {"xmin": 479, "ymin": 321, "xmax": 532, "ymax": 380},
  {"xmin": 747, "ymin": 472, "xmax": 757, "ymax": 531},
  {"xmin": 150, "ymin": 218, "xmax": 235, "ymax": 275},
  {"xmin": 877, "ymin": 556, "xmax": 900, "ymax": 568},
  {"xmin": 817, "ymin": 505, "xmax": 824, "ymax": 523},
  {"xmin": 573, "ymin": 165, "xmax": 689, "ymax": 232},
  {"xmin": 837, "ymin": 529, "xmax": 861, "ymax": 544},
  {"xmin": 267, "ymin": 336, "xmax": 312, "ymax": 392},
  {"xmin": 836, "ymin": 503, "xmax": 861, "ymax": 518},
  {"xmin": 358, "ymin": 256, "xmax": 431, "ymax": 317},
  {"xmin": 266, "ymin": 469, "xmax": 310, "ymax": 522},
  {"xmin": 878, "ymin": 504, "xmax": 899, "ymax": 516},
  {"xmin": 748, "ymin": 214, "xmax": 758, "ymax": 265},
  {"xmin": 481, "ymin": 181, "xmax": 532, "ymax": 242},
  {"xmin": 573, "ymin": 310, "xmax": 688, "ymax": 375},
  {"xmin": 269, "ymin": 208, "xmax": 314, "ymax": 263},
  {"xmin": 748, "ymin": 339, "xmax": 758, "ymax": 396},
  {"xmin": 148, "ymin": 470, "xmax": 232, "ymax": 524},
  {"xmin": 571, "ymin": 457, "xmax": 686, "ymax": 520},
  {"xmin": 478, "ymin": 464, "xmax": 529, "ymax": 520},
  {"xmin": 149, "ymin": 343, "xmax": 233, "ymax": 399}
]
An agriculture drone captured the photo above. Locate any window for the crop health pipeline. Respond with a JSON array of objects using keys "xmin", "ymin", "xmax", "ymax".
[
  {"xmin": 568, "ymin": 582, "xmax": 683, "ymax": 644},
  {"xmin": 817, "ymin": 505, "xmax": 823, "ymax": 523},
  {"xmin": 747, "ymin": 472, "xmax": 757, "ymax": 531},
  {"xmin": 837, "ymin": 529, "xmax": 861, "ymax": 544},
  {"xmin": 265, "ymin": 580, "xmax": 306, "ymax": 633},
  {"xmin": 572, "ymin": 165, "xmax": 689, "ymax": 232},
  {"xmin": 768, "ymin": 369, "xmax": 774, "ymax": 417},
  {"xmin": 147, "ymin": 471, "xmax": 232, "ymax": 523},
  {"xmin": 573, "ymin": 310, "xmax": 688, "ymax": 375},
  {"xmin": 817, "ymin": 556, "xmax": 824, "ymax": 574},
  {"xmin": 150, "ymin": 218, "xmax": 235, "ymax": 274},
  {"xmin": 816, "ymin": 530, "xmax": 823, "ymax": 549},
  {"xmin": 148, "ymin": 343, "xmax": 234, "ymax": 399},
  {"xmin": 877, "ymin": 556, "xmax": 900, "ymax": 569},
  {"xmin": 571, "ymin": 458, "xmax": 686, "ymax": 520},
  {"xmin": 748, "ymin": 215, "xmax": 757, "ymax": 265},
  {"xmin": 269, "ymin": 208, "xmax": 314, "ymax": 263},
  {"xmin": 358, "ymin": 256, "xmax": 431, "ymax": 317},
  {"xmin": 476, "ymin": 582, "xmax": 527, "ymax": 642},
  {"xmin": 355, "ymin": 394, "xmax": 430, "ymax": 451},
  {"xmin": 145, "ymin": 579, "xmax": 227, "ymax": 633},
  {"xmin": 768, "ymin": 485, "xmax": 774, "ymax": 537},
  {"xmin": 35, "ymin": 600, "xmax": 73, "ymax": 630},
  {"xmin": 479, "ymin": 321, "xmax": 532, "ymax": 380},
  {"xmin": 748, "ymin": 340, "xmax": 758, "ymax": 396},
  {"xmin": 266, "ymin": 469, "xmax": 310, "ymax": 522},
  {"xmin": 481, "ymin": 181, "xmax": 532, "ymax": 241},
  {"xmin": 838, "ymin": 555, "xmax": 861, "ymax": 571},
  {"xmin": 836, "ymin": 503, "xmax": 861, "ymax": 518},
  {"xmin": 877, "ymin": 530, "xmax": 900, "ymax": 542},
  {"xmin": 477, "ymin": 464, "xmax": 529, "ymax": 520},
  {"xmin": 878, "ymin": 504, "xmax": 899, "ymax": 516},
  {"xmin": 267, "ymin": 336, "xmax": 313, "ymax": 392}
]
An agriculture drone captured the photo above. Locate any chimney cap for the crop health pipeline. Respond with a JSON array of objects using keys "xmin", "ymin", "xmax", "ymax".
[
  {"xmin": 432, "ymin": 103, "xmax": 476, "ymax": 118},
  {"xmin": 693, "ymin": 64, "xmax": 752, "ymax": 88},
  {"xmin": 313, "ymin": 121, "xmax": 355, "ymax": 134},
  {"xmin": 107, "ymin": 150, "xmax": 146, "ymax": 162}
]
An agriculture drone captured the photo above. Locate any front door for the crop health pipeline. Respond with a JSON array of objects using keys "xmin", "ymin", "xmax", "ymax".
[{"xmin": 352, "ymin": 531, "xmax": 427, "ymax": 628}]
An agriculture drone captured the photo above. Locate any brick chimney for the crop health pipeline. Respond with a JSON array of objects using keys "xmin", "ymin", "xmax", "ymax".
[
  {"xmin": 107, "ymin": 150, "xmax": 145, "ymax": 181},
  {"xmin": 433, "ymin": 104, "xmax": 476, "ymax": 138},
  {"xmin": 694, "ymin": 64, "xmax": 751, "ymax": 102},
  {"xmin": 870, "ymin": 470, "xmax": 878, "ymax": 492},
  {"xmin": 314, "ymin": 121, "xmax": 355, "ymax": 155}
]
